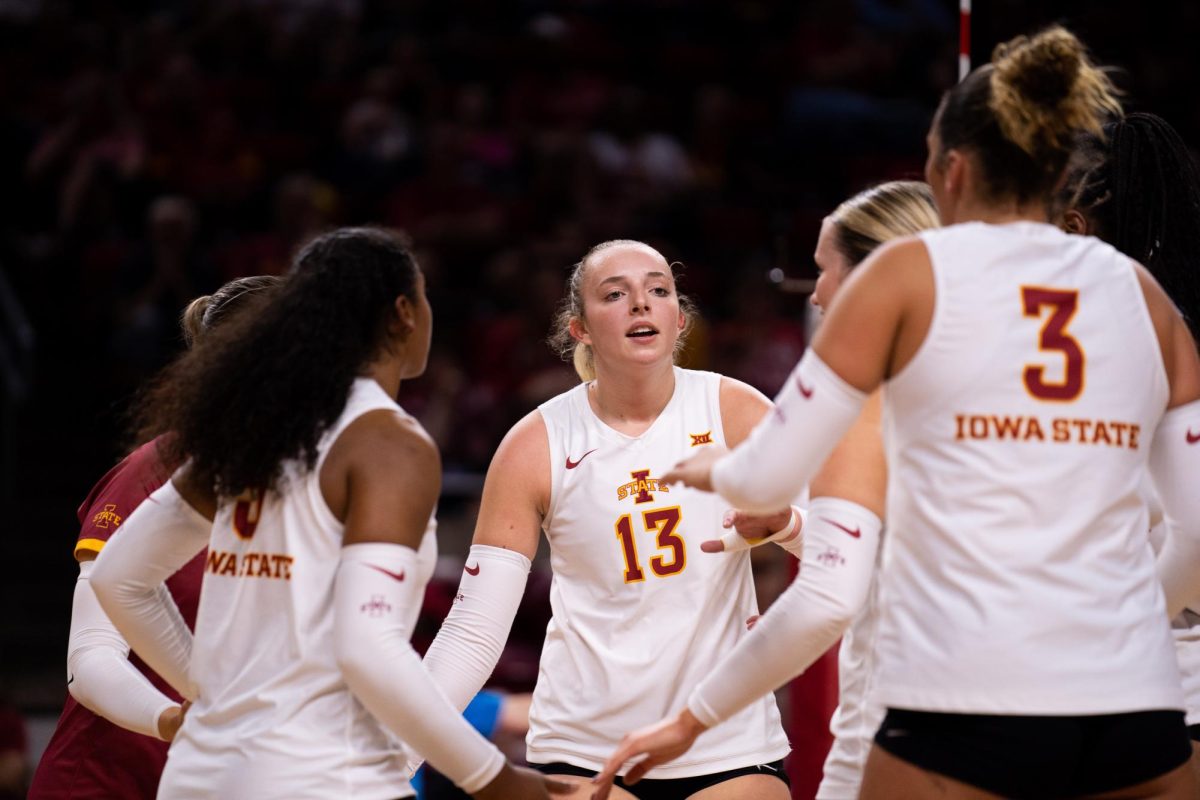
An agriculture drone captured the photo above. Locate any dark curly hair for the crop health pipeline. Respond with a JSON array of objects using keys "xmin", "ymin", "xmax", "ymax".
[
  {"xmin": 1057, "ymin": 113, "xmax": 1200, "ymax": 341},
  {"xmin": 136, "ymin": 227, "xmax": 421, "ymax": 497}
]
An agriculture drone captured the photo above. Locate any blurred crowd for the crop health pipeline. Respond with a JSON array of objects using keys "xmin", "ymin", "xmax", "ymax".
[
  {"xmin": 1, "ymin": 0, "xmax": 951, "ymax": 476},
  {"xmin": 7, "ymin": 0, "xmax": 1200, "ymax": 717}
]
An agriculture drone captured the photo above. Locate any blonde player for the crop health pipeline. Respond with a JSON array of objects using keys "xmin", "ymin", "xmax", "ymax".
[
  {"xmin": 597, "ymin": 27, "xmax": 1200, "ymax": 799},
  {"xmin": 808, "ymin": 182, "xmax": 937, "ymax": 799},
  {"xmin": 420, "ymin": 239, "xmax": 794, "ymax": 799},
  {"xmin": 89, "ymin": 228, "xmax": 569, "ymax": 799}
]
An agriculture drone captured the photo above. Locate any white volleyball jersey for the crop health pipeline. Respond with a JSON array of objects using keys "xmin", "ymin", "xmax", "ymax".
[
  {"xmin": 1148, "ymin": 501, "xmax": 1200, "ymax": 725},
  {"xmin": 817, "ymin": 555, "xmax": 885, "ymax": 800},
  {"xmin": 530, "ymin": 368, "xmax": 790, "ymax": 777},
  {"xmin": 161, "ymin": 378, "xmax": 437, "ymax": 800},
  {"xmin": 875, "ymin": 222, "xmax": 1182, "ymax": 715}
]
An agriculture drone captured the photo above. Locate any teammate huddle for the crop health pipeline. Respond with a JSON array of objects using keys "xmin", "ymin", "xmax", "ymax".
[{"xmin": 28, "ymin": 24, "xmax": 1200, "ymax": 800}]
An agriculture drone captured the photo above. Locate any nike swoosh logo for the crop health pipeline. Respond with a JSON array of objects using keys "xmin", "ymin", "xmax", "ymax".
[
  {"xmin": 565, "ymin": 448, "xmax": 598, "ymax": 469},
  {"xmin": 1188, "ymin": 430, "xmax": 1200, "ymax": 445},
  {"xmin": 823, "ymin": 518, "xmax": 861, "ymax": 538},
  {"xmin": 796, "ymin": 375, "xmax": 814, "ymax": 399},
  {"xmin": 464, "ymin": 563, "xmax": 480, "ymax": 576},
  {"xmin": 367, "ymin": 565, "xmax": 406, "ymax": 582},
  {"xmin": 67, "ymin": 674, "xmax": 74, "ymax": 686}
]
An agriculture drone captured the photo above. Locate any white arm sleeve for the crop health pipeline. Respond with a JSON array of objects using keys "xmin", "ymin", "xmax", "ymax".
[
  {"xmin": 687, "ymin": 497, "xmax": 881, "ymax": 727},
  {"xmin": 1150, "ymin": 400, "xmax": 1200, "ymax": 618},
  {"xmin": 422, "ymin": 544, "xmax": 530, "ymax": 712},
  {"xmin": 90, "ymin": 479, "xmax": 209, "ymax": 700},
  {"xmin": 334, "ymin": 543, "xmax": 504, "ymax": 794},
  {"xmin": 67, "ymin": 561, "xmax": 179, "ymax": 739},
  {"xmin": 712, "ymin": 351, "xmax": 867, "ymax": 514}
]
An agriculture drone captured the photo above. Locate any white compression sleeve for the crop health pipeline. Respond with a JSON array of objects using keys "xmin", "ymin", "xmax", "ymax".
[
  {"xmin": 68, "ymin": 561, "xmax": 178, "ymax": 739},
  {"xmin": 1150, "ymin": 400, "xmax": 1200, "ymax": 618},
  {"xmin": 334, "ymin": 543, "xmax": 504, "ymax": 794},
  {"xmin": 90, "ymin": 479, "xmax": 209, "ymax": 700},
  {"xmin": 422, "ymin": 544, "xmax": 530, "ymax": 712},
  {"xmin": 712, "ymin": 351, "xmax": 867, "ymax": 514},
  {"xmin": 687, "ymin": 497, "xmax": 881, "ymax": 727}
]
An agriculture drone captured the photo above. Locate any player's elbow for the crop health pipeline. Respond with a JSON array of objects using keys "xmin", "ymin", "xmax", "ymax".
[
  {"xmin": 65, "ymin": 647, "xmax": 107, "ymax": 710},
  {"xmin": 87, "ymin": 562, "xmax": 120, "ymax": 618},
  {"xmin": 333, "ymin": 632, "xmax": 369, "ymax": 690}
]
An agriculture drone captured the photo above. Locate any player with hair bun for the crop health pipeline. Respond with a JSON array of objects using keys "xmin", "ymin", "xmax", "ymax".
[{"xmin": 598, "ymin": 27, "xmax": 1200, "ymax": 799}]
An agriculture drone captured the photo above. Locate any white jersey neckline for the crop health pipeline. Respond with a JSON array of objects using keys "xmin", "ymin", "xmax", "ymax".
[{"xmin": 572, "ymin": 367, "xmax": 686, "ymax": 443}]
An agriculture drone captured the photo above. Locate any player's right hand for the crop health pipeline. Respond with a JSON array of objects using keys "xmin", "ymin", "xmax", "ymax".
[
  {"xmin": 157, "ymin": 701, "xmax": 187, "ymax": 741},
  {"xmin": 473, "ymin": 762, "xmax": 574, "ymax": 799}
]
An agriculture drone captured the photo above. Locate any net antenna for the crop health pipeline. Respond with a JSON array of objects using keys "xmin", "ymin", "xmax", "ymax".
[{"xmin": 959, "ymin": 0, "xmax": 971, "ymax": 81}]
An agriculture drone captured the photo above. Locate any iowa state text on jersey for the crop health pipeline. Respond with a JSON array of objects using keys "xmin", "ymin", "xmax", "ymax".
[
  {"xmin": 954, "ymin": 413, "xmax": 1141, "ymax": 450},
  {"xmin": 205, "ymin": 549, "xmax": 294, "ymax": 580}
]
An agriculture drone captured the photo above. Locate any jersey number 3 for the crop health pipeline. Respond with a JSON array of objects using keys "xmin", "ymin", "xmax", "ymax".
[
  {"xmin": 1022, "ymin": 287, "xmax": 1084, "ymax": 401},
  {"xmin": 615, "ymin": 507, "xmax": 685, "ymax": 583}
]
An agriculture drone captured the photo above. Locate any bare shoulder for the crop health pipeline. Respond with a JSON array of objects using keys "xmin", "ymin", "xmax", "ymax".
[
  {"xmin": 810, "ymin": 235, "xmax": 931, "ymax": 392},
  {"xmin": 1132, "ymin": 260, "xmax": 1179, "ymax": 343},
  {"xmin": 321, "ymin": 409, "xmax": 441, "ymax": 530},
  {"xmin": 490, "ymin": 408, "xmax": 550, "ymax": 473},
  {"xmin": 718, "ymin": 376, "xmax": 771, "ymax": 448},
  {"xmin": 1132, "ymin": 261, "xmax": 1200, "ymax": 408},
  {"xmin": 342, "ymin": 408, "xmax": 439, "ymax": 473},
  {"xmin": 857, "ymin": 235, "xmax": 931, "ymax": 283}
]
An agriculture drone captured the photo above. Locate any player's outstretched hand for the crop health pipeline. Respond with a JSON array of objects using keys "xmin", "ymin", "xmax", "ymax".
[
  {"xmin": 590, "ymin": 710, "xmax": 707, "ymax": 800},
  {"xmin": 474, "ymin": 762, "xmax": 574, "ymax": 799},
  {"xmin": 700, "ymin": 507, "xmax": 797, "ymax": 553},
  {"xmin": 660, "ymin": 446, "xmax": 726, "ymax": 492}
]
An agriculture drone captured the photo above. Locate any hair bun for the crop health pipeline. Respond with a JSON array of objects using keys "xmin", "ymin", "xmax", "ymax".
[
  {"xmin": 988, "ymin": 26, "xmax": 1120, "ymax": 159},
  {"xmin": 993, "ymin": 27, "xmax": 1082, "ymax": 111}
]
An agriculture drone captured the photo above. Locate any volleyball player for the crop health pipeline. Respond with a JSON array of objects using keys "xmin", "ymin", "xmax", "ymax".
[
  {"xmin": 29, "ymin": 275, "xmax": 279, "ymax": 799},
  {"xmin": 88, "ymin": 228, "xmax": 568, "ymax": 799},
  {"xmin": 419, "ymin": 239, "xmax": 794, "ymax": 799},
  {"xmin": 811, "ymin": 182, "xmax": 938, "ymax": 799},
  {"xmin": 596, "ymin": 27, "xmax": 1200, "ymax": 799},
  {"xmin": 1058, "ymin": 110, "xmax": 1200, "ymax": 790}
]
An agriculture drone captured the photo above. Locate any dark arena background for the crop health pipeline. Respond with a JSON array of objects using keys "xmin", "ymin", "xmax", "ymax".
[{"xmin": 1, "ymin": 1, "xmax": 1196, "ymax": 797}]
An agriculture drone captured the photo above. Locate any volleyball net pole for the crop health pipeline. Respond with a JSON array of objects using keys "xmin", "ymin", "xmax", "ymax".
[{"xmin": 959, "ymin": 0, "xmax": 971, "ymax": 81}]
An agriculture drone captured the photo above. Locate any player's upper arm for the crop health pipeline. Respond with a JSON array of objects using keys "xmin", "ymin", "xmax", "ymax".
[
  {"xmin": 1134, "ymin": 262, "xmax": 1200, "ymax": 409},
  {"xmin": 718, "ymin": 377, "xmax": 772, "ymax": 449},
  {"xmin": 810, "ymin": 236, "xmax": 933, "ymax": 393},
  {"xmin": 171, "ymin": 463, "xmax": 218, "ymax": 521},
  {"xmin": 337, "ymin": 410, "xmax": 442, "ymax": 550},
  {"xmin": 808, "ymin": 390, "xmax": 887, "ymax": 518},
  {"xmin": 471, "ymin": 410, "xmax": 550, "ymax": 560}
]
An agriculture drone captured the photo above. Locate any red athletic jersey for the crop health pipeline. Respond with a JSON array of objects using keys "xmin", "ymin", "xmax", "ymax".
[{"xmin": 28, "ymin": 438, "xmax": 207, "ymax": 800}]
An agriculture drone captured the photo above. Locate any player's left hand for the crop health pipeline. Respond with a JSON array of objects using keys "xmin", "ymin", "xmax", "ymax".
[
  {"xmin": 700, "ymin": 507, "xmax": 796, "ymax": 553},
  {"xmin": 659, "ymin": 446, "xmax": 726, "ymax": 493},
  {"xmin": 590, "ymin": 710, "xmax": 707, "ymax": 799}
]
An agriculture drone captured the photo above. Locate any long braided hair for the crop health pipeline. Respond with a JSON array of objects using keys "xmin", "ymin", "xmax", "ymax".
[{"xmin": 1059, "ymin": 112, "xmax": 1200, "ymax": 339}]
